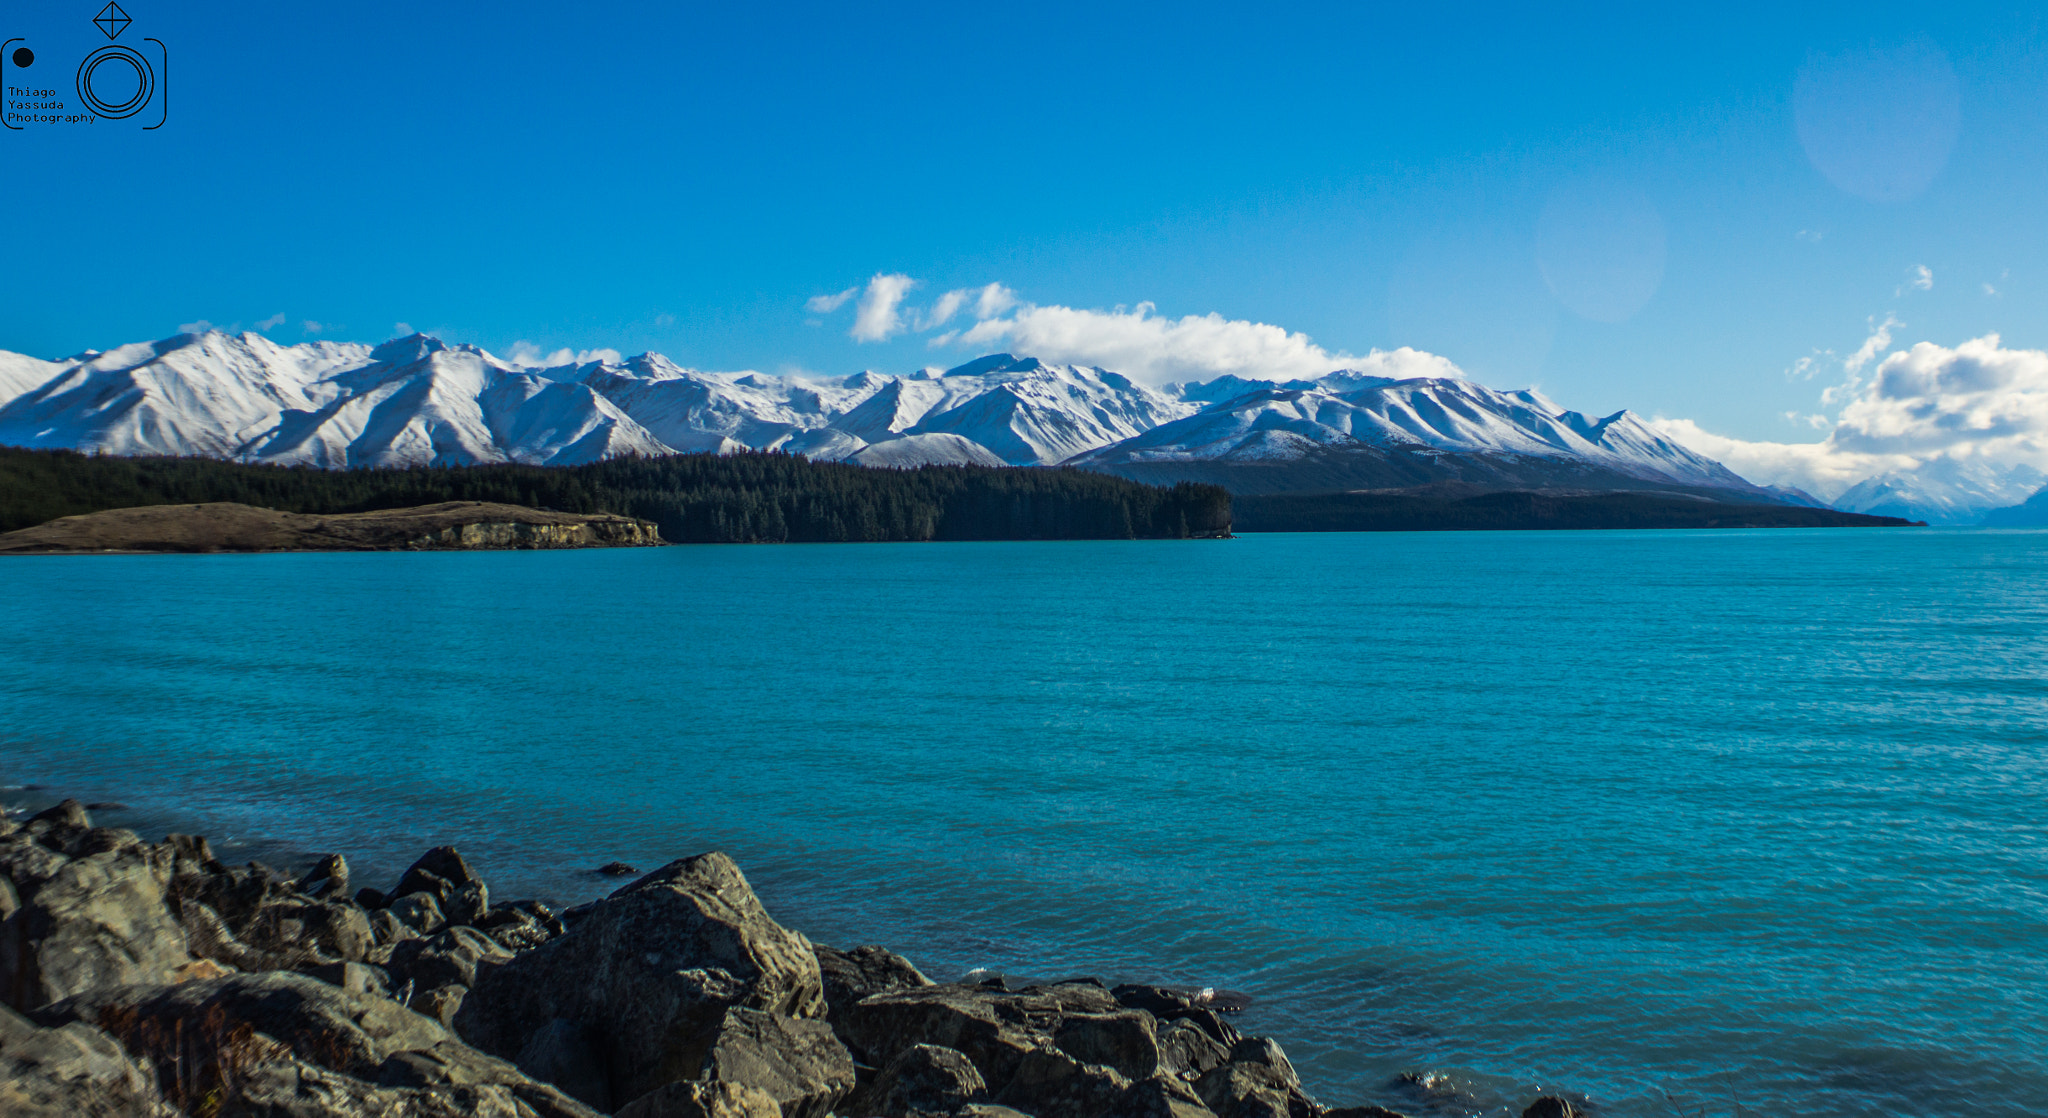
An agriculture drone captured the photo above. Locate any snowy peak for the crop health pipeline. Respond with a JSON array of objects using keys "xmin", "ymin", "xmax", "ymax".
[
  {"xmin": 0, "ymin": 331, "xmax": 1764, "ymax": 493},
  {"xmin": 1072, "ymin": 375, "xmax": 1762, "ymax": 493}
]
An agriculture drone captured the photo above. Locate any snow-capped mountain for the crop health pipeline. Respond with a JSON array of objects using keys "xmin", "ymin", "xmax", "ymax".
[
  {"xmin": 1071, "ymin": 373, "xmax": 1764, "ymax": 496},
  {"xmin": 1831, "ymin": 459, "xmax": 2046, "ymax": 526},
  {"xmin": 0, "ymin": 330, "xmax": 1770, "ymax": 499}
]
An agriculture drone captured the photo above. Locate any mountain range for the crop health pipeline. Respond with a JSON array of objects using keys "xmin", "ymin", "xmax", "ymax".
[{"xmin": 0, "ymin": 330, "xmax": 1973, "ymax": 514}]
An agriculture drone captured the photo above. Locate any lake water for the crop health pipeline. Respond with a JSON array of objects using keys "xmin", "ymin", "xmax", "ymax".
[{"xmin": 3, "ymin": 529, "xmax": 2046, "ymax": 1117}]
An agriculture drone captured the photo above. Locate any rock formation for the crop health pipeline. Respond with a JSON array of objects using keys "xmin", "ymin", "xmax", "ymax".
[{"xmin": 0, "ymin": 795, "xmax": 1592, "ymax": 1117}]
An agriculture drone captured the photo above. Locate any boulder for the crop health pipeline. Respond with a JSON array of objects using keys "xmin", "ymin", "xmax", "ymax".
[
  {"xmin": 1112, "ymin": 985, "xmax": 1243, "ymax": 1047},
  {"xmin": 816, "ymin": 943, "xmax": 932, "ymax": 1021},
  {"xmin": 0, "ymin": 1002, "xmax": 173, "ymax": 1117},
  {"xmin": 1194, "ymin": 1060, "xmax": 1314, "ymax": 1118},
  {"xmin": 22, "ymin": 801, "xmax": 93, "ymax": 855},
  {"xmin": 1325, "ymin": 1108, "xmax": 1412, "ymax": 1118},
  {"xmin": 416, "ymin": 982, "xmax": 470, "ymax": 1027},
  {"xmin": 480, "ymin": 902, "xmax": 560, "ymax": 952},
  {"xmin": 394, "ymin": 846, "xmax": 484, "ymax": 901},
  {"xmin": 994, "ymin": 1043, "xmax": 1132, "ymax": 1118},
  {"xmin": 842, "ymin": 984, "xmax": 1043, "ymax": 1090},
  {"xmin": 0, "ymin": 844, "xmax": 192, "ymax": 1010},
  {"xmin": 456, "ymin": 852, "xmax": 828, "ymax": 1106},
  {"xmin": 305, "ymin": 960, "xmax": 394, "ymax": 999},
  {"xmin": 1158, "ymin": 1019, "xmax": 1231, "ymax": 1079},
  {"xmin": 517, "ymin": 1017, "xmax": 612, "ymax": 1110},
  {"xmin": 374, "ymin": 1038, "xmax": 601, "ymax": 1118},
  {"xmin": 388, "ymin": 925, "xmax": 512, "ymax": 991},
  {"xmin": 297, "ymin": 852, "xmax": 351, "ymax": 899},
  {"xmin": 0, "ymin": 833, "xmax": 73, "ymax": 898},
  {"xmin": 619, "ymin": 1079, "xmax": 787, "ymax": 1118},
  {"xmin": 241, "ymin": 897, "xmax": 376, "ymax": 964},
  {"xmin": 1119, "ymin": 1076, "xmax": 1221, "ymax": 1118},
  {"xmin": 34, "ymin": 970, "xmax": 600, "ymax": 1116},
  {"xmin": 845, "ymin": 1042, "xmax": 988, "ymax": 1117},
  {"xmin": 447, "ymin": 879, "xmax": 491, "ymax": 926},
  {"xmin": 700, "ymin": 1006, "xmax": 856, "ymax": 1118},
  {"xmin": 39, "ymin": 971, "xmax": 448, "ymax": 1077},
  {"xmin": 1522, "ymin": 1098, "xmax": 1582, "ymax": 1118},
  {"xmin": 1054, "ymin": 1010, "xmax": 1161, "ymax": 1080},
  {"xmin": 389, "ymin": 889, "xmax": 448, "ymax": 935}
]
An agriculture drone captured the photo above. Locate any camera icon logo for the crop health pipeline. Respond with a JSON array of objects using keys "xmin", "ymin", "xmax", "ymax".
[{"xmin": 4, "ymin": 2, "xmax": 165, "ymax": 130}]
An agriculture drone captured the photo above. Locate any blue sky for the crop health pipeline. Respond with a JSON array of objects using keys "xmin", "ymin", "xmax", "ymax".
[{"xmin": 4, "ymin": 0, "xmax": 2044, "ymax": 458}]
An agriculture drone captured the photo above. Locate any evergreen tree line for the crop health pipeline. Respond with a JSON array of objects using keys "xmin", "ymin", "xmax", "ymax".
[{"xmin": 0, "ymin": 447, "xmax": 1233, "ymax": 542}]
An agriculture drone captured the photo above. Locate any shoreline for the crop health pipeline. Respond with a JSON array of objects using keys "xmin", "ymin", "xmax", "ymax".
[{"xmin": 0, "ymin": 783, "xmax": 1589, "ymax": 1118}]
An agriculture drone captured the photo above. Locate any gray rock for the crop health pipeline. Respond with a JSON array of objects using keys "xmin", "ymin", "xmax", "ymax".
[
  {"xmin": 389, "ymin": 888, "xmax": 448, "ymax": 935},
  {"xmin": 517, "ymin": 1017, "xmax": 612, "ymax": 1111},
  {"xmin": 0, "ymin": 833, "xmax": 73, "ymax": 899},
  {"xmin": 1054, "ymin": 1010, "xmax": 1161, "ymax": 1080},
  {"xmin": 1119, "ymin": 1076, "xmax": 1221, "ymax": 1118},
  {"xmin": 305, "ymin": 960, "xmax": 394, "ymax": 1000},
  {"xmin": 1194, "ymin": 1060, "xmax": 1314, "ymax": 1118},
  {"xmin": 846, "ymin": 1042, "xmax": 988, "ymax": 1117},
  {"xmin": 38, "ymin": 971, "xmax": 449, "ymax": 1077},
  {"xmin": 394, "ymin": 846, "xmax": 484, "ymax": 901},
  {"xmin": 388, "ymin": 925, "xmax": 511, "ymax": 991},
  {"xmin": 843, "ymin": 983, "xmax": 1044, "ymax": 1092},
  {"xmin": 1522, "ymin": 1098, "xmax": 1582, "ymax": 1118},
  {"xmin": 446, "ymin": 879, "xmax": 490, "ymax": 926},
  {"xmin": 369, "ymin": 907, "xmax": 421, "ymax": 947},
  {"xmin": 1159, "ymin": 1019, "xmax": 1231, "ymax": 1080},
  {"xmin": 456, "ymin": 852, "xmax": 828, "ymax": 1106},
  {"xmin": 0, "ymin": 1002, "xmax": 174, "ymax": 1117},
  {"xmin": 0, "ymin": 845, "xmax": 192, "ymax": 1010},
  {"xmin": 618, "ymin": 1079, "xmax": 786, "ymax": 1118},
  {"xmin": 1110, "ymin": 985, "xmax": 1244, "ymax": 1047},
  {"xmin": 415, "ymin": 983, "xmax": 470, "ymax": 1027},
  {"xmin": 241, "ymin": 897, "xmax": 376, "ymax": 965},
  {"xmin": 297, "ymin": 852, "xmax": 351, "ymax": 899},
  {"xmin": 994, "ymin": 1043, "xmax": 1132, "ymax": 1118},
  {"xmin": 701, "ymin": 1006, "xmax": 856, "ymax": 1118},
  {"xmin": 816, "ymin": 943, "xmax": 932, "ymax": 1021},
  {"xmin": 374, "ymin": 1038, "xmax": 600, "ymax": 1118}
]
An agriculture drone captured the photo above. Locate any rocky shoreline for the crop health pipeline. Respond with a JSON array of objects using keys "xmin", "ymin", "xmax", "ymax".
[
  {"xmin": 0, "ymin": 501, "xmax": 664, "ymax": 555},
  {"xmin": 0, "ymin": 798, "xmax": 1584, "ymax": 1118}
]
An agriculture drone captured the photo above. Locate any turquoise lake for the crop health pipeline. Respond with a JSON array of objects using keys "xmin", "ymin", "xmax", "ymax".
[{"xmin": 3, "ymin": 529, "xmax": 2045, "ymax": 1116}]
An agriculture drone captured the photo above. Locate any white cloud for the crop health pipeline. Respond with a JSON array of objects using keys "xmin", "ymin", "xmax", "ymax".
[
  {"xmin": 1984, "ymin": 283, "xmax": 1998, "ymax": 296},
  {"xmin": 654, "ymin": 313, "xmax": 676, "ymax": 327},
  {"xmin": 950, "ymin": 297, "xmax": 1450, "ymax": 384},
  {"xmin": 850, "ymin": 273, "xmax": 918, "ymax": 342},
  {"xmin": 506, "ymin": 341, "xmax": 624, "ymax": 368},
  {"xmin": 1911, "ymin": 264, "xmax": 1934, "ymax": 290},
  {"xmin": 805, "ymin": 287, "xmax": 858, "ymax": 315},
  {"xmin": 302, "ymin": 320, "xmax": 324, "ymax": 335},
  {"xmin": 178, "ymin": 320, "xmax": 214, "ymax": 334},
  {"xmin": 1797, "ymin": 229, "xmax": 1825, "ymax": 242},
  {"xmin": 394, "ymin": 323, "xmax": 414, "ymax": 336},
  {"xmin": 1656, "ymin": 334, "xmax": 2048, "ymax": 499},
  {"xmin": 920, "ymin": 289, "xmax": 970, "ymax": 331},
  {"xmin": 256, "ymin": 312, "xmax": 286, "ymax": 331}
]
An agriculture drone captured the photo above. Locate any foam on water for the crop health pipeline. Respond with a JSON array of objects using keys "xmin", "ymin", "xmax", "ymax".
[{"xmin": 3, "ymin": 529, "xmax": 2045, "ymax": 1116}]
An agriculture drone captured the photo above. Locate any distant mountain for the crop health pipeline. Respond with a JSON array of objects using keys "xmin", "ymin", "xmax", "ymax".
[
  {"xmin": 1976, "ymin": 483, "xmax": 2048, "ymax": 527},
  {"xmin": 1069, "ymin": 374, "xmax": 1773, "ymax": 498},
  {"xmin": 1830, "ymin": 459, "xmax": 2046, "ymax": 526},
  {"xmin": 0, "ymin": 330, "xmax": 1779, "ymax": 501}
]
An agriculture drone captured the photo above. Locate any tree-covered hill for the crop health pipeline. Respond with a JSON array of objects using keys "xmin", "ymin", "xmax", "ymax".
[{"xmin": 0, "ymin": 448, "xmax": 1232, "ymax": 543}]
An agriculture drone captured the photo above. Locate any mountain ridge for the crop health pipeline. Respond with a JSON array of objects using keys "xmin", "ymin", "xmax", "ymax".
[{"xmin": 0, "ymin": 330, "xmax": 1780, "ymax": 502}]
